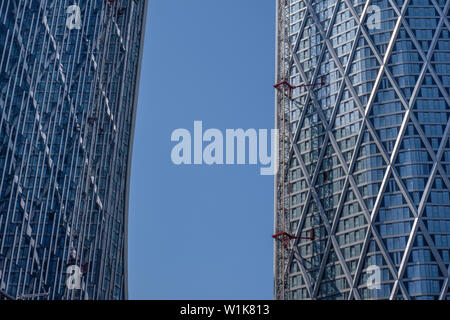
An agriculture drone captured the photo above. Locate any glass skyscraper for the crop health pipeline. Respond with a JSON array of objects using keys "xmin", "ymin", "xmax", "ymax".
[
  {"xmin": 0, "ymin": 0, "xmax": 147, "ymax": 299},
  {"xmin": 274, "ymin": 0, "xmax": 450, "ymax": 300}
]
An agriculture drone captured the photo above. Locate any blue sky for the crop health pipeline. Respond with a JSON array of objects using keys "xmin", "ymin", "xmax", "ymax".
[{"xmin": 128, "ymin": 0, "xmax": 276, "ymax": 299}]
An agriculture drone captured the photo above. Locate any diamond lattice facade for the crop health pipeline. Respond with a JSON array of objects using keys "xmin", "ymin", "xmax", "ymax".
[
  {"xmin": 274, "ymin": 0, "xmax": 450, "ymax": 300},
  {"xmin": 0, "ymin": 0, "xmax": 147, "ymax": 299}
]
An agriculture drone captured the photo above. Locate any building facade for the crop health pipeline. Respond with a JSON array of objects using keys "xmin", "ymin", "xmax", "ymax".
[
  {"xmin": 0, "ymin": 0, "xmax": 147, "ymax": 299},
  {"xmin": 274, "ymin": 0, "xmax": 450, "ymax": 300}
]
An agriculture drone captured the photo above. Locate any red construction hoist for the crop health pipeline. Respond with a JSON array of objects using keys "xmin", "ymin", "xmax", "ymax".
[
  {"xmin": 273, "ymin": 74, "xmax": 326, "ymax": 299},
  {"xmin": 272, "ymin": 230, "xmax": 315, "ymax": 248},
  {"xmin": 273, "ymin": 75, "xmax": 326, "ymax": 97},
  {"xmin": 273, "ymin": 76, "xmax": 325, "ymax": 244}
]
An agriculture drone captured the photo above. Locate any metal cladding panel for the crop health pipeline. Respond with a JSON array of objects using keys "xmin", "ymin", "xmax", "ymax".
[
  {"xmin": 0, "ymin": 0, "xmax": 147, "ymax": 300},
  {"xmin": 275, "ymin": 0, "xmax": 450, "ymax": 300}
]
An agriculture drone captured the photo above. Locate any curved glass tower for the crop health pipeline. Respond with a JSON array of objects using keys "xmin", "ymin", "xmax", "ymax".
[
  {"xmin": 0, "ymin": 0, "xmax": 147, "ymax": 299},
  {"xmin": 274, "ymin": 0, "xmax": 450, "ymax": 300}
]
